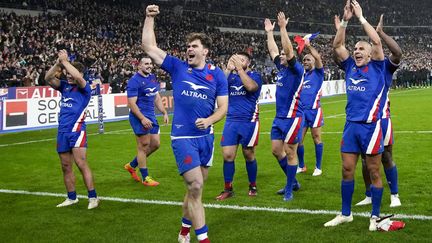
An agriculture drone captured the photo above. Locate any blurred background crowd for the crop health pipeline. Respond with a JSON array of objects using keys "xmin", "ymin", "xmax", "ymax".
[{"xmin": 1, "ymin": 0, "xmax": 431, "ymax": 91}]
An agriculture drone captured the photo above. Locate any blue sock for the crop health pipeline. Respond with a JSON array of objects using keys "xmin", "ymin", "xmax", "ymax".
[
  {"xmin": 365, "ymin": 189, "xmax": 371, "ymax": 197},
  {"xmin": 130, "ymin": 157, "xmax": 138, "ymax": 168},
  {"xmin": 67, "ymin": 191, "xmax": 77, "ymax": 200},
  {"xmin": 182, "ymin": 217, "xmax": 192, "ymax": 226},
  {"xmin": 315, "ymin": 143, "xmax": 323, "ymax": 169},
  {"xmin": 297, "ymin": 145, "xmax": 305, "ymax": 168},
  {"xmin": 195, "ymin": 225, "xmax": 209, "ymax": 241},
  {"xmin": 278, "ymin": 156, "xmax": 288, "ymax": 176},
  {"xmin": 384, "ymin": 165, "xmax": 399, "ymax": 194},
  {"xmin": 341, "ymin": 180, "xmax": 354, "ymax": 216},
  {"xmin": 285, "ymin": 164, "xmax": 297, "ymax": 195},
  {"xmin": 88, "ymin": 189, "xmax": 97, "ymax": 198},
  {"xmin": 139, "ymin": 168, "xmax": 149, "ymax": 180},
  {"xmin": 223, "ymin": 160, "xmax": 235, "ymax": 184},
  {"xmin": 371, "ymin": 185, "xmax": 383, "ymax": 217},
  {"xmin": 245, "ymin": 160, "xmax": 257, "ymax": 185}
]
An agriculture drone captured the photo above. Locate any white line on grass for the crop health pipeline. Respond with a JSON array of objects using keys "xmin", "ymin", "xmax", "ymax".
[
  {"xmin": 0, "ymin": 129, "xmax": 132, "ymax": 147},
  {"xmin": 1, "ymin": 189, "xmax": 431, "ymax": 221}
]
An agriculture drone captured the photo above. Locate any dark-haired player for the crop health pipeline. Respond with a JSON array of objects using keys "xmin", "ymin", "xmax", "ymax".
[
  {"xmin": 216, "ymin": 52, "xmax": 262, "ymax": 200},
  {"xmin": 142, "ymin": 5, "xmax": 228, "ymax": 243},
  {"xmin": 45, "ymin": 50, "xmax": 99, "ymax": 210}
]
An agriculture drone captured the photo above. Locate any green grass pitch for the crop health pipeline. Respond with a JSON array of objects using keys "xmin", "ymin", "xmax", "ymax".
[{"xmin": 1, "ymin": 88, "xmax": 431, "ymax": 242}]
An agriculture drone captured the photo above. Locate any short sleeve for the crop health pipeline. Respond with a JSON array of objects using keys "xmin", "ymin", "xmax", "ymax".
[
  {"xmin": 250, "ymin": 72, "xmax": 263, "ymax": 87},
  {"xmin": 340, "ymin": 56, "xmax": 355, "ymax": 73},
  {"xmin": 126, "ymin": 77, "xmax": 138, "ymax": 98},
  {"xmin": 161, "ymin": 55, "xmax": 183, "ymax": 76},
  {"xmin": 385, "ymin": 58, "xmax": 399, "ymax": 74},
  {"xmin": 215, "ymin": 69, "xmax": 228, "ymax": 97}
]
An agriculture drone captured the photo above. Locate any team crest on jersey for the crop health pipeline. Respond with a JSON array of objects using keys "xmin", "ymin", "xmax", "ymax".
[
  {"xmin": 205, "ymin": 74, "xmax": 214, "ymax": 81},
  {"xmin": 187, "ymin": 68, "xmax": 192, "ymax": 73},
  {"xmin": 362, "ymin": 66, "xmax": 369, "ymax": 73}
]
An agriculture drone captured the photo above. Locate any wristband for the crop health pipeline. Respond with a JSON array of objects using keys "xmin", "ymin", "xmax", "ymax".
[
  {"xmin": 340, "ymin": 20, "xmax": 348, "ymax": 28},
  {"xmin": 359, "ymin": 16, "xmax": 367, "ymax": 24}
]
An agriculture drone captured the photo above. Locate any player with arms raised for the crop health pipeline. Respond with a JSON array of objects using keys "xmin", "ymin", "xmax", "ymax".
[
  {"xmin": 324, "ymin": 0, "xmax": 404, "ymax": 231},
  {"xmin": 355, "ymin": 14, "xmax": 402, "ymax": 208},
  {"xmin": 216, "ymin": 52, "xmax": 262, "ymax": 200},
  {"xmin": 45, "ymin": 50, "xmax": 99, "ymax": 210},
  {"xmin": 265, "ymin": 12, "xmax": 304, "ymax": 201},
  {"xmin": 296, "ymin": 39, "xmax": 325, "ymax": 176},
  {"xmin": 142, "ymin": 5, "xmax": 228, "ymax": 243}
]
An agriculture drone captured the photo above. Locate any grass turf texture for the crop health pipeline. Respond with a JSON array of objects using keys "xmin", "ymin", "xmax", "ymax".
[{"xmin": 1, "ymin": 88, "xmax": 431, "ymax": 242}]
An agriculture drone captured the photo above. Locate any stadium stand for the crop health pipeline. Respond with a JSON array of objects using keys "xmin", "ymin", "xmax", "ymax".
[{"xmin": 0, "ymin": 0, "xmax": 431, "ymax": 89}]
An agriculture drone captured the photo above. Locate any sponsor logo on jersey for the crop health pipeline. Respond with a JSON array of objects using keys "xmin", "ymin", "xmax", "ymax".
[
  {"xmin": 230, "ymin": 85, "xmax": 246, "ymax": 96},
  {"xmin": 145, "ymin": 87, "xmax": 158, "ymax": 97},
  {"xmin": 349, "ymin": 78, "xmax": 368, "ymax": 85},
  {"xmin": 181, "ymin": 81, "xmax": 209, "ymax": 99},
  {"xmin": 182, "ymin": 81, "xmax": 209, "ymax": 90},
  {"xmin": 303, "ymin": 80, "xmax": 311, "ymax": 89},
  {"xmin": 60, "ymin": 97, "xmax": 73, "ymax": 108}
]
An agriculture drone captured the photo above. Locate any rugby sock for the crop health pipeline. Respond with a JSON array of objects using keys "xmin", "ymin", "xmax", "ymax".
[
  {"xmin": 341, "ymin": 180, "xmax": 354, "ymax": 216},
  {"xmin": 223, "ymin": 160, "xmax": 235, "ymax": 189},
  {"xmin": 180, "ymin": 217, "xmax": 192, "ymax": 236},
  {"xmin": 285, "ymin": 164, "xmax": 297, "ymax": 195},
  {"xmin": 384, "ymin": 165, "xmax": 399, "ymax": 194},
  {"xmin": 195, "ymin": 225, "xmax": 210, "ymax": 243},
  {"xmin": 371, "ymin": 185, "xmax": 384, "ymax": 217},
  {"xmin": 129, "ymin": 157, "xmax": 138, "ymax": 168},
  {"xmin": 139, "ymin": 168, "xmax": 149, "ymax": 180},
  {"xmin": 365, "ymin": 189, "xmax": 372, "ymax": 197},
  {"xmin": 88, "ymin": 189, "xmax": 97, "ymax": 198},
  {"xmin": 315, "ymin": 143, "xmax": 323, "ymax": 169},
  {"xmin": 297, "ymin": 145, "xmax": 305, "ymax": 168},
  {"xmin": 278, "ymin": 156, "xmax": 288, "ymax": 176},
  {"xmin": 245, "ymin": 160, "xmax": 257, "ymax": 185},
  {"xmin": 67, "ymin": 191, "xmax": 77, "ymax": 200}
]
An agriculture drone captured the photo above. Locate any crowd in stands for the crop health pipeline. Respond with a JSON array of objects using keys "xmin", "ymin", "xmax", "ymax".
[{"xmin": 0, "ymin": 0, "xmax": 431, "ymax": 90}]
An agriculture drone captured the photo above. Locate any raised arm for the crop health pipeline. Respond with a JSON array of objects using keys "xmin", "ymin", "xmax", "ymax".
[
  {"xmin": 264, "ymin": 18, "xmax": 279, "ymax": 61},
  {"xmin": 333, "ymin": 0, "xmax": 352, "ymax": 62},
  {"xmin": 154, "ymin": 93, "xmax": 169, "ymax": 124},
  {"xmin": 45, "ymin": 58, "xmax": 62, "ymax": 89},
  {"xmin": 277, "ymin": 12, "xmax": 294, "ymax": 61},
  {"xmin": 231, "ymin": 54, "xmax": 259, "ymax": 92},
  {"xmin": 58, "ymin": 50, "xmax": 87, "ymax": 88},
  {"xmin": 141, "ymin": 5, "xmax": 166, "ymax": 65},
  {"xmin": 351, "ymin": 0, "xmax": 384, "ymax": 61},
  {"xmin": 376, "ymin": 14, "xmax": 402, "ymax": 64},
  {"xmin": 223, "ymin": 56, "xmax": 235, "ymax": 78},
  {"xmin": 305, "ymin": 40, "xmax": 323, "ymax": 69}
]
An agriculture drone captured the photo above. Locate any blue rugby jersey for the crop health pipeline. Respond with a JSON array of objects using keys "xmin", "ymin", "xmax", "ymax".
[
  {"xmin": 381, "ymin": 57, "xmax": 399, "ymax": 119},
  {"xmin": 161, "ymin": 55, "xmax": 228, "ymax": 137},
  {"xmin": 341, "ymin": 57, "xmax": 385, "ymax": 123},
  {"xmin": 226, "ymin": 70, "xmax": 262, "ymax": 122},
  {"xmin": 274, "ymin": 56, "xmax": 305, "ymax": 118},
  {"xmin": 301, "ymin": 67, "xmax": 324, "ymax": 109},
  {"xmin": 126, "ymin": 72, "xmax": 159, "ymax": 120},
  {"xmin": 57, "ymin": 80, "xmax": 91, "ymax": 132}
]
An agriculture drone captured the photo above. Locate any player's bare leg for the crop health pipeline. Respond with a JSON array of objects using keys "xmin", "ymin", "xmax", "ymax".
[
  {"xmin": 73, "ymin": 147, "xmax": 99, "ymax": 209},
  {"xmin": 137, "ymin": 134, "xmax": 159, "ymax": 186}
]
